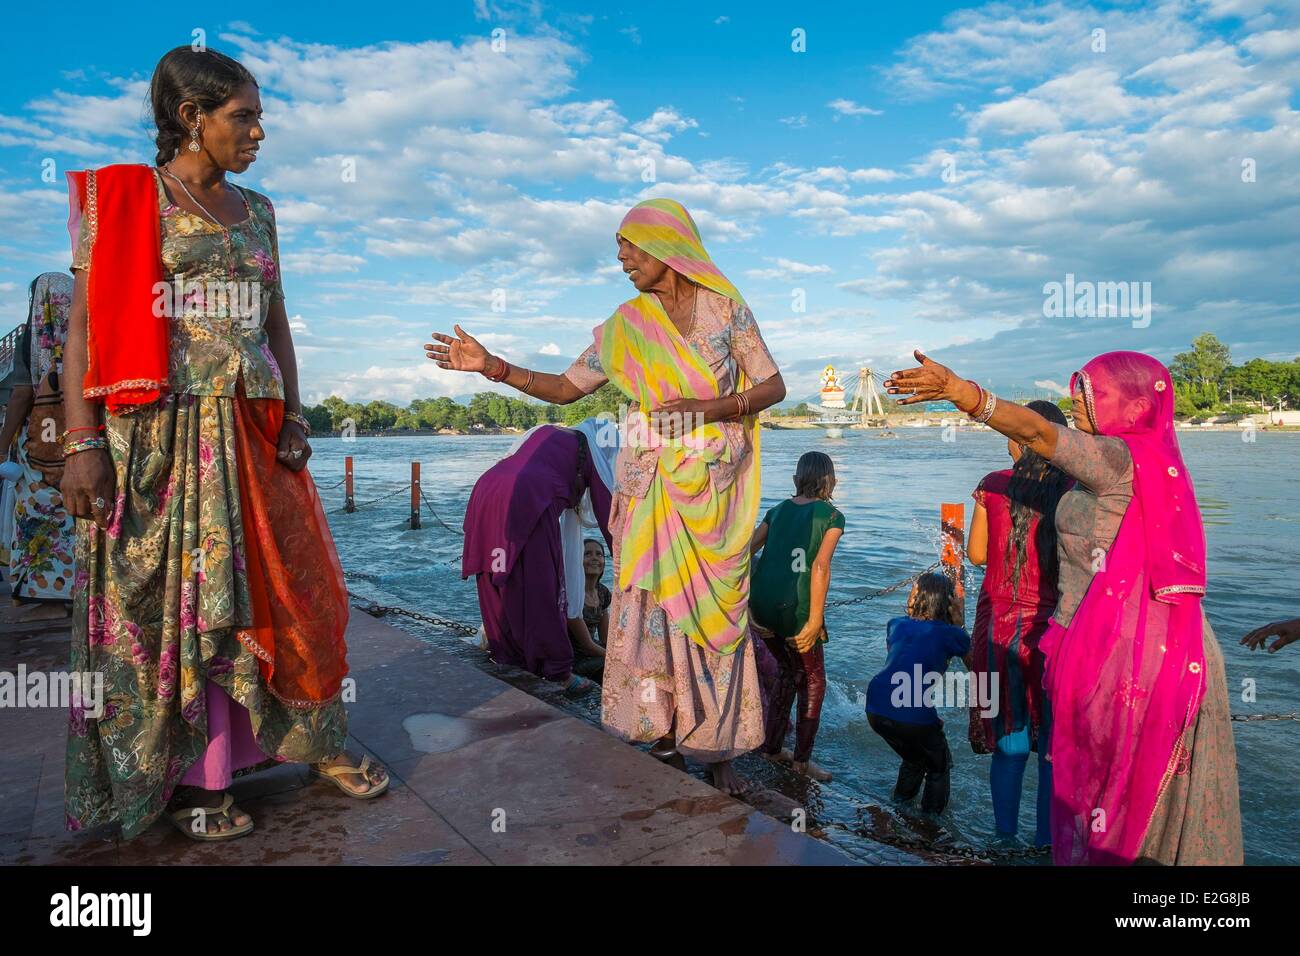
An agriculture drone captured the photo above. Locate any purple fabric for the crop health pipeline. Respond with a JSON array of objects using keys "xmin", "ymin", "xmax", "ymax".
[
  {"xmin": 760, "ymin": 637, "xmax": 826, "ymax": 763},
  {"xmin": 1040, "ymin": 351, "xmax": 1208, "ymax": 865},
  {"xmin": 180, "ymin": 681, "xmax": 266, "ymax": 789},
  {"xmin": 463, "ymin": 426, "xmax": 613, "ymax": 680},
  {"xmin": 474, "ymin": 514, "xmax": 572, "ymax": 681}
]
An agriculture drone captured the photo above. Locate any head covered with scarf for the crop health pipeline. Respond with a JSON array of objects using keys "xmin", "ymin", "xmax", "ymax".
[
  {"xmin": 595, "ymin": 198, "xmax": 761, "ymax": 654},
  {"xmin": 1042, "ymin": 350, "xmax": 1208, "ymax": 865}
]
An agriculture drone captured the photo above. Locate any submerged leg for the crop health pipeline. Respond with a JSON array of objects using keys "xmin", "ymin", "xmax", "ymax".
[{"xmin": 991, "ymin": 725, "xmax": 1031, "ymax": 837}]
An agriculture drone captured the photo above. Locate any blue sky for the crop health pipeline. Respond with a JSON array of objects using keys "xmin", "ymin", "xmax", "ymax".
[{"xmin": 1, "ymin": 0, "xmax": 1297, "ymax": 405}]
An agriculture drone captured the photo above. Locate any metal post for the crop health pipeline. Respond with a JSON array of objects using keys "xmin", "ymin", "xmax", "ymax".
[
  {"xmin": 941, "ymin": 502, "xmax": 966, "ymax": 614},
  {"xmin": 410, "ymin": 461, "xmax": 421, "ymax": 530},
  {"xmin": 345, "ymin": 456, "xmax": 355, "ymax": 513}
]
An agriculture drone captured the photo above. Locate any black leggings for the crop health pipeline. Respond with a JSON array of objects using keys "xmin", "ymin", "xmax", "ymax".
[
  {"xmin": 760, "ymin": 636, "xmax": 827, "ymax": 763},
  {"xmin": 868, "ymin": 713, "xmax": 953, "ymax": 814}
]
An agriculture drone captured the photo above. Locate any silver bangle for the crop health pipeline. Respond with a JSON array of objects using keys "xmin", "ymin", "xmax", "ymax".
[{"xmin": 975, "ymin": 390, "xmax": 997, "ymax": 424}]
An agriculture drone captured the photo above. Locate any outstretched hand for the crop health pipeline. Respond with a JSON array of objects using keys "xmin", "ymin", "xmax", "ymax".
[
  {"xmin": 1241, "ymin": 618, "xmax": 1300, "ymax": 654},
  {"xmin": 883, "ymin": 350, "xmax": 968, "ymax": 406},
  {"xmin": 425, "ymin": 325, "xmax": 491, "ymax": 374}
]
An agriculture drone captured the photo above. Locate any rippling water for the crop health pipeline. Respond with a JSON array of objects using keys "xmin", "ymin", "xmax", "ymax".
[{"xmin": 312, "ymin": 427, "xmax": 1300, "ymax": 865}]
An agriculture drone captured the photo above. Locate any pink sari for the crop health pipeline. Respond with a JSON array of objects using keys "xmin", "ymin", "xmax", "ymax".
[{"xmin": 1038, "ymin": 352, "xmax": 1207, "ymax": 865}]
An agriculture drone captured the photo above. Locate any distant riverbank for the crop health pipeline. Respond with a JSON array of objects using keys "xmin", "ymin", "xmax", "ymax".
[{"xmin": 320, "ymin": 421, "xmax": 1300, "ymax": 437}]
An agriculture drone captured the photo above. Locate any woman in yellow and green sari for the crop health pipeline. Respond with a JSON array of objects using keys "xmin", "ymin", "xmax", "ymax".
[{"xmin": 427, "ymin": 199, "xmax": 785, "ymax": 793}]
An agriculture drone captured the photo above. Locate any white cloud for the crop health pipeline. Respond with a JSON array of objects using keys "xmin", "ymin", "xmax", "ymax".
[
  {"xmin": 745, "ymin": 258, "xmax": 833, "ymax": 281},
  {"xmin": 3, "ymin": 1, "xmax": 1296, "ymax": 402},
  {"xmin": 827, "ymin": 98, "xmax": 882, "ymax": 118}
]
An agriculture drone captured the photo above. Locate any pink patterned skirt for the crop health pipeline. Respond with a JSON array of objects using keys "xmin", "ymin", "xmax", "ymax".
[{"xmin": 599, "ymin": 492, "xmax": 764, "ymax": 762}]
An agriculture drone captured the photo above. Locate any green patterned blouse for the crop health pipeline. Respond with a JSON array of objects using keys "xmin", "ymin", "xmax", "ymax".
[{"xmin": 72, "ymin": 168, "xmax": 286, "ymax": 399}]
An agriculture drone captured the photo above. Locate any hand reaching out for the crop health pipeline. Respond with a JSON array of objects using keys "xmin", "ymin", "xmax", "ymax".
[
  {"xmin": 884, "ymin": 350, "xmax": 974, "ymax": 408},
  {"xmin": 425, "ymin": 325, "xmax": 491, "ymax": 374},
  {"xmin": 1241, "ymin": 618, "xmax": 1300, "ymax": 653}
]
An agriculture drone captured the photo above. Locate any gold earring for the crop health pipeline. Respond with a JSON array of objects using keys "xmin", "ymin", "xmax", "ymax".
[{"xmin": 188, "ymin": 123, "xmax": 201, "ymax": 152}]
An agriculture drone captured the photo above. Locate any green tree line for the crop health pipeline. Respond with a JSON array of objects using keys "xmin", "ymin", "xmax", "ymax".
[
  {"xmin": 1048, "ymin": 333, "xmax": 1299, "ymax": 419},
  {"xmin": 301, "ymin": 333, "xmax": 1296, "ymax": 434},
  {"xmin": 1169, "ymin": 333, "xmax": 1299, "ymax": 418},
  {"xmin": 301, "ymin": 383, "xmax": 627, "ymax": 434}
]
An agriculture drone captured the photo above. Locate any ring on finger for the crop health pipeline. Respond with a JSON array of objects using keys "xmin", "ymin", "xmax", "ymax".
[{"xmin": 93, "ymin": 497, "xmax": 106, "ymax": 510}]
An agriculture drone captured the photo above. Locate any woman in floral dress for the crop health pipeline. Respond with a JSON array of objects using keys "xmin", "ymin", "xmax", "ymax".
[
  {"xmin": 0, "ymin": 273, "xmax": 77, "ymax": 615},
  {"xmin": 60, "ymin": 47, "xmax": 386, "ymax": 842}
]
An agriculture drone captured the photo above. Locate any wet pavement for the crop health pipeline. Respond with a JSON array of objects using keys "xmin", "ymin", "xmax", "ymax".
[{"xmin": 1, "ymin": 595, "xmax": 860, "ymax": 866}]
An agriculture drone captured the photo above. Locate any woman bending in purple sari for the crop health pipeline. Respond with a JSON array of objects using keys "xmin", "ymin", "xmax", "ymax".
[
  {"xmin": 887, "ymin": 350, "xmax": 1241, "ymax": 865},
  {"xmin": 462, "ymin": 419, "xmax": 617, "ymax": 695}
]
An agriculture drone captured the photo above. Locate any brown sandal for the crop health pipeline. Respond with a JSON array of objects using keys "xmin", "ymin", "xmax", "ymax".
[
  {"xmin": 168, "ymin": 792, "xmax": 254, "ymax": 841},
  {"xmin": 310, "ymin": 755, "xmax": 390, "ymax": 799}
]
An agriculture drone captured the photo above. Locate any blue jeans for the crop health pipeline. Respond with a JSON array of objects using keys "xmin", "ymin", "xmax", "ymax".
[{"xmin": 989, "ymin": 718, "xmax": 1052, "ymax": 845}]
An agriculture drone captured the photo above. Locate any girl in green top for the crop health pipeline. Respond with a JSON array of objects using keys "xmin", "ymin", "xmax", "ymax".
[{"xmin": 749, "ymin": 451, "xmax": 845, "ymax": 781}]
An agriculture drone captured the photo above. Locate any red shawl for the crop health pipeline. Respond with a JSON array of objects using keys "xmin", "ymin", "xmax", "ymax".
[{"xmin": 66, "ymin": 164, "xmax": 169, "ymax": 410}]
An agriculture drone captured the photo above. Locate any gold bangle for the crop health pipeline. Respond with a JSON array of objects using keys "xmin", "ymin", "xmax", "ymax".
[{"xmin": 284, "ymin": 410, "xmax": 312, "ymax": 436}]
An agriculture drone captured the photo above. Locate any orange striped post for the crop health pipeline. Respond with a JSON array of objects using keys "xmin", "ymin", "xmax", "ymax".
[
  {"xmin": 941, "ymin": 502, "xmax": 966, "ymax": 611},
  {"xmin": 344, "ymin": 456, "xmax": 355, "ymax": 513},
  {"xmin": 410, "ymin": 461, "xmax": 421, "ymax": 530}
]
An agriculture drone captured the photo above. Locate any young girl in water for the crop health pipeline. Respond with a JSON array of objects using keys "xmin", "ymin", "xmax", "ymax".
[
  {"xmin": 749, "ymin": 451, "xmax": 845, "ymax": 781},
  {"xmin": 866, "ymin": 572, "xmax": 970, "ymax": 814}
]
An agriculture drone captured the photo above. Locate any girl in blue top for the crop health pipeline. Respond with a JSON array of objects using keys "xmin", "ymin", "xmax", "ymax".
[{"xmin": 866, "ymin": 572, "xmax": 970, "ymax": 814}]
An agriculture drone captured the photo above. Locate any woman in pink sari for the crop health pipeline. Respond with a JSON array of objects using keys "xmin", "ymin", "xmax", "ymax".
[{"xmin": 887, "ymin": 350, "xmax": 1241, "ymax": 865}]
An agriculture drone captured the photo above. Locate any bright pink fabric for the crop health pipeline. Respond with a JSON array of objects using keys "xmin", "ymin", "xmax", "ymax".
[
  {"xmin": 1039, "ymin": 351, "xmax": 1208, "ymax": 865},
  {"xmin": 180, "ymin": 681, "xmax": 267, "ymax": 789}
]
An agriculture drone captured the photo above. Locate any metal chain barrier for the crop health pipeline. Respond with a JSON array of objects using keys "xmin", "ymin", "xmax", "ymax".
[
  {"xmin": 419, "ymin": 488, "xmax": 465, "ymax": 535},
  {"xmin": 825, "ymin": 560, "xmax": 945, "ymax": 609},
  {"xmin": 826, "ymin": 817, "xmax": 1053, "ymax": 864},
  {"xmin": 329, "ymin": 483, "xmax": 411, "ymax": 515},
  {"xmin": 343, "ymin": 584, "xmax": 479, "ymax": 638},
  {"xmin": 1231, "ymin": 712, "xmax": 1300, "ymax": 722}
]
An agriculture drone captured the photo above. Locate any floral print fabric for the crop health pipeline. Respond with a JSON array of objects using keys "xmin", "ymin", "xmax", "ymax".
[
  {"xmin": 8, "ymin": 274, "xmax": 76, "ymax": 601},
  {"xmin": 65, "ymin": 173, "xmax": 347, "ymax": 840},
  {"xmin": 71, "ymin": 169, "xmax": 286, "ymax": 399}
]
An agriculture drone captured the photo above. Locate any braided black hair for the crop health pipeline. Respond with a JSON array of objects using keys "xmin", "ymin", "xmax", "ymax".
[
  {"xmin": 149, "ymin": 46, "xmax": 258, "ymax": 165},
  {"xmin": 1003, "ymin": 400, "xmax": 1071, "ymax": 600}
]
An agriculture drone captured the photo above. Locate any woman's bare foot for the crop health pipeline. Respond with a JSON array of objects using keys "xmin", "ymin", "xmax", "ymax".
[
  {"xmin": 316, "ymin": 752, "xmax": 388, "ymax": 796},
  {"xmin": 762, "ymin": 748, "xmax": 794, "ymax": 765},
  {"xmin": 169, "ymin": 786, "xmax": 252, "ymax": 835},
  {"xmin": 709, "ymin": 760, "xmax": 748, "ymax": 796},
  {"xmin": 792, "ymin": 759, "xmax": 832, "ymax": 782}
]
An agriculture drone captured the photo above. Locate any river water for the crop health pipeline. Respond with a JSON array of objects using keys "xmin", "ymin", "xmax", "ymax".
[{"xmin": 312, "ymin": 427, "xmax": 1300, "ymax": 865}]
